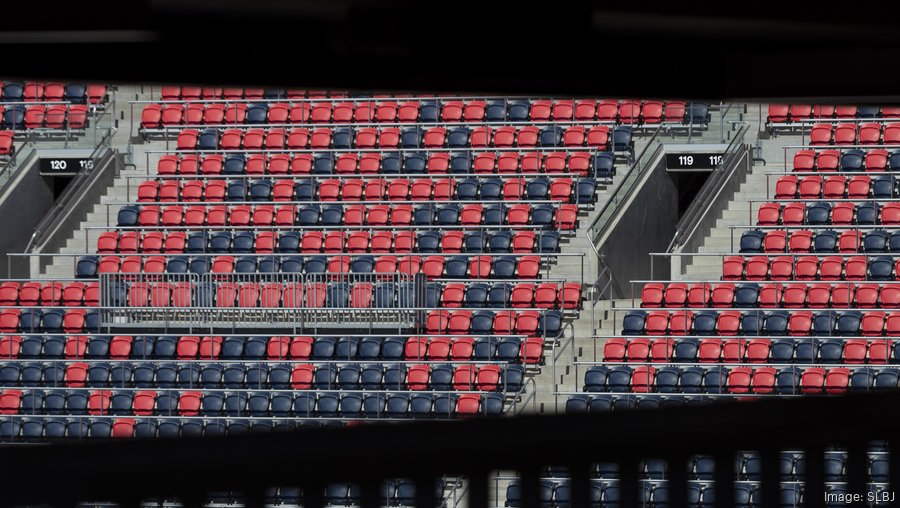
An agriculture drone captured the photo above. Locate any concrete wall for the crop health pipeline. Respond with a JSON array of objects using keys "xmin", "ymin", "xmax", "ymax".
[
  {"xmin": 0, "ymin": 154, "xmax": 57, "ymax": 278},
  {"xmin": 598, "ymin": 154, "xmax": 678, "ymax": 299},
  {"xmin": 30, "ymin": 150, "xmax": 120, "ymax": 277}
]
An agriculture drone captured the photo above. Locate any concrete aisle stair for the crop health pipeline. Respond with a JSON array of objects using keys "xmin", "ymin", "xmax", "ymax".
[
  {"xmin": 523, "ymin": 175, "xmax": 627, "ymax": 415},
  {"xmin": 677, "ymin": 130, "xmax": 806, "ymax": 282},
  {"xmin": 39, "ymin": 85, "xmax": 167, "ymax": 279}
]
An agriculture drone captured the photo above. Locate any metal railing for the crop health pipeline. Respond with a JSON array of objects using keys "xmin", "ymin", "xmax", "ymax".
[
  {"xmin": 25, "ymin": 128, "xmax": 116, "ymax": 251},
  {"xmin": 586, "ymin": 126, "xmax": 665, "ymax": 252},
  {"xmin": 666, "ymin": 122, "xmax": 752, "ymax": 254},
  {"xmin": 98, "ymin": 272, "xmax": 422, "ymax": 330}
]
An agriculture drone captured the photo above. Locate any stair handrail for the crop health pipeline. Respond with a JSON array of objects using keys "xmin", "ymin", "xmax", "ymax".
[
  {"xmin": 24, "ymin": 126, "xmax": 117, "ymax": 256},
  {"xmin": 666, "ymin": 120, "xmax": 751, "ymax": 253},
  {"xmin": 585, "ymin": 124, "xmax": 665, "ymax": 253}
]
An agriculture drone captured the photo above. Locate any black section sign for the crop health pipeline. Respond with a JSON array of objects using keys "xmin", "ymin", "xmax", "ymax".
[
  {"xmin": 39, "ymin": 157, "xmax": 94, "ymax": 175},
  {"xmin": 665, "ymin": 152, "xmax": 724, "ymax": 170}
]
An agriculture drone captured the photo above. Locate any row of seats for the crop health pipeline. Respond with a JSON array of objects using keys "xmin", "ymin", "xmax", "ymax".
[
  {"xmin": 0, "ymin": 362, "xmax": 524, "ymax": 392},
  {"xmin": 77, "ymin": 254, "xmax": 546, "ymax": 279},
  {"xmin": 160, "ymin": 87, "xmax": 349, "ymax": 100},
  {"xmin": 173, "ymin": 126, "xmax": 631, "ymax": 152},
  {"xmin": 791, "ymin": 148, "xmax": 900, "ymax": 172},
  {"xmin": 0, "ymin": 281, "xmax": 98, "ymax": 307},
  {"xmin": 740, "ymin": 228, "xmax": 900, "ymax": 254},
  {"xmin": 808, "ymin": 123, "xmax": 900, "ymax": 145},
  {"xmin": 135, "ymin": 176, "xmax": 598, "ymax": 204},
  {"xmin": 0, "ymin": 82, "xmax": 107, "ymax": 104},
  {"xmin": 0, "ymin": 417, "xmax": 350, "ymax": 440},
  {"xmin": 120, "ymin": 281, "xmax": 579, "ymax": 311},
  {"xmin": 641, "ymin": 281, "xmax": 900, "ymax": 309},
  {"xmin": 527, "ymin": 451, "xmax": 886, "ymax": 482},
  {"xmin": 576, "ymin": 364, "xmax": 900, "ymax": 394},
  {"xmin": 96, "ymin": 229, "xmax": 562, "ymax": 255},
  {"xmin": 507, "ymin": 478, "xmax": 873, "ymax": 508},
  {"xmin": 3, "ymin": 280, "xmax": 579, "ymax": 310},
  {"xmin": 603, "ymin": 337, "xmax": 899, "ymax": 364},
  {"xmin": 0, "ymin": 309, "xmax": 97, "ymax": 334},
  {"xmin": 116, "ymin": 202, "xmax": 580, "ymax": 229},
  {"xmin": 154, "ymin": 150, "xmax": 613, "ymax": 177},
  {"xmin": 774, "ymin": 174, "xmax": 899, "ymax": 199},
  {"xmin": 505, "ymin": 479, "xmax": 865, "ymax": 508},
  {"xmin": 758, "ymin": 201, "xmax": 900, "ymax": 226},
  {"xmin": 621, "ymin": 309, "xmax": 900, "ymax": 337},
  {"xmin": 0, "ymin": 335, "xmax": 538, "ymax": 363},
  {"xmin": 769, "ymin": 104, "xmax": 900, "ymax": 123},
  {"xmin": 0, "ymin": 390, "xmax": 503, "ymax": 419},
  {"xmin": 722, "ymin": 255, "xmax": 900, "ymax": 281},
  {"xmin": 145, "ymin": 98, "xmax": 704, "ymax": 125},
  {"xmin": 0, "ymin": 105, "xmax": 90, "ymax": 130}
]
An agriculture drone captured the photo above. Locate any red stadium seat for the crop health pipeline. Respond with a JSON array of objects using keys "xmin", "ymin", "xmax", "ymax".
[
  {"xmin": 625, "ymin": 338, "xmax": 650, "ymax": 362},
  {"xmin": 858, "ymin": 123, "xmax": 882, "ymax": 145},
  {"xmin": 727, "ymin": 367, "xmax": 752, "ymax": 394},
  {"xmin": 825, "ymin": 368, "xmax": 850, "ymax": 395},
  {"xmin": 668, "ymin": 311, "xmax": 693, "ymax": 336},
  {"xmin": 806, "ymin": 284, "xmax": 831, "ymax": 308},
  {"xmin": 722, "ymin": 339, "xmax": 747, "ymax": 363},
  {"xmin": 789, "ymin": 311, "xmax": 813, "ymax": 336},
  {"xmin": 809, "ymin": 124, "xmax": 833, "ymax": 145},
  {"xmin": 788, "ymin": 231, "xmax": 813, "ymax": 253},
  {"xmin": 751, "ymin": 367, "xmax": 777, "ymax": 394},
  {"xmin": 792, "ymin": 150, "xmax": 815, "ymax": 171},
  {"xmin": 869, "ymin": 340, "xmax": 892, "ymax": 364},
  {"xmin": 800, "ymin": 368, "xmax": 826, "ymax": 394},
  {"xmin": 688, "ymin": 283, "xmax": 712, "ymax": 307},
  {"xmin": 697, "ymin": 339, "xmax": 722, "ymax": 363},
  {"xmin": 641, "ymin": 283, "xmax": 664, "ymax": 308},
  {"xmin": 631, "ymin": 366, "xmax": 655, "ymax": 393},
  {"xmin": 816, "ymin": 150, "xmax": 840, "ymax": 171},
  {"xmin": 722, "ymin": 257, "xmax": 744, "ymax": 281},
  {"xmin": 758, "ymin": 283, "xmax": 784, "ymax": 308},
  {"xmin": 603, "ymin": 338, "xmax": 626, "ymax": 362},
  {"xmin": 650, "ymin": 339, "xmax": 675, "ymax": 363},
  {"xmin": 767, "ymin": 105, "xmax": 789, "ymax": 123}
]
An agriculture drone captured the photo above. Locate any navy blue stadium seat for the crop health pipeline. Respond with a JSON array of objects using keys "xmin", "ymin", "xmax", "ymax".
[
  {"xmin": 813, "ymin": 230, "xmax": 838, "ymax": 253},
  {"xmin": 404, "ymin": 152, "xmax": 427, "ymax": 173},
  {"xmin": 197, "ymin": 129, "xmax": 219, "ymax": 150},
  {"xmin": 540, "ymin": 126, "xmax": 564, "ymax": 147},
  {"xmin": 313, "ymin": 154, "xmax": 335, "ymax": 174},
  {"xmin": 464, "ymin": 231, "xmax": 487, "ymax": 253},
  {"xmin": 776, "ymin": 367, "xmax": 801, "ymax": 394},
  {"xmin": 456, "ymin": 179, "xmax": 478, "ymax": 200},
  {"xmin": 622, "ymin": 311, "xmax": 647, "ymax": 335},
  {"xmin": 76, "ymin": 256, "xmax": 99, "ymax": 278},
  {"xmin": 593, "ymin": 152, "xmax": 614, "ymax": 178},
  {"xmin": 855, "ymin": 193, "xmax": 877, "ymax": 223},
  {"xmin": 873, "ymin": 176, "xmax": 895, "ymax": 199},
  {"xmin": 575, "ymin": 178, "xmax": 597, "ymax": 204},
  {"xmin": 479, "ymin": 178, "xmax": 502, "ymax": 200},
  {"xmin": 295, "ymin": 180, "xmax": 316, "ymax": 201},
  {"xmin": 864, "ymin": 230, "xmax": 889, "ymax": 252},
  {"xmin": 840, "ymin": 149, "xmax": 865, "ymax": 171},
  {"xmin": 489, "ymin": 231, "xmax": 512, "ymax": 252},
  {"xmin": 117, "ymin": 206, "xmax": 139, "ymax": 227},
  {"xmin": 223, "ymin": 155, "xmax": 246, "ymax": 174},
  {"xmin": 401, "ymin": 127, "xmax": 424, "ymax": 149},
  {"xmin": 735, "ymin": 283, "xmax": 760, "ymax": 308},
  {"xmin": 227, "ymin": 181, "xmax": 246, "ymax": 201},
  {"xmin": 447, "ymin": 128, "xmax": 469, "ymax": 148},
  {"xmin": 806, "ymin": 202, "xmax": 831, "ymax": 225},
  {"xmin": 612, "ymin": 126, "xmax": 633, "ymax": 152}
]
